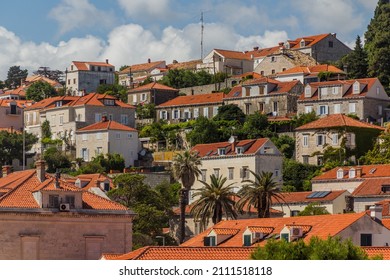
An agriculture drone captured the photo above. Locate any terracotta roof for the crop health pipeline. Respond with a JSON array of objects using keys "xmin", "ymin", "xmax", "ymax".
[
  {"xmin": 288, "ymin": 33, "xmax": 330, "ymax": 49},
  {"xmin": 181, "ymin": 212, "xmax": 368, "ymax": 247},
  {"xmin": 248, "ymin": 46, "xmax": 280, "ymax": 59},
  {"xmin": 0, "ymin": 99, "xmax": 31, "ymax": 108},
  {"xmin": 119, "ymin": 61, "xmax": 165, "ymax": 74},
  {"xmin": 74, "ymin": 173, "xmax": 113, "ymax": 190},
  {"xmin": 298, "ymin": 77, "xmax": 379, "ymax": 101},
  {"xmin": 25, "ymin": 75, "xmax": 62, "ymax": 88},
  {"xmin": 107, "ymin": 246, "xmax": 255, "ymax": 260},
  {"xmin": 0, "ymin": 169, "xmax": 130, "ymax": 211},
  {"xmin": 72, "ymin": 61, "xmax": 114, "ymax": 71},
  {"xmin": 191, "ymin": 138, "xmax": 269, "ymax": 158},
  {"xmin": 278, "ymin": 64, "xmax": 345, "ymax": 76},
  {"xmin": 214, "ymin": 49, "xmax": 253, "ymax": 61},
  {"xmin": 313, "ymin": 164, "xmax": 390, "ymax": 181},
  {"xmin": 128, "ymin": 82, "xmax": 178, "ymax": 93},
  {"xmin": 273, "ymin": 190, "xmax": 347, "ymax": 204},
  {"xmin": 363, "ymin": 247, "xmax": 390, "ymax": 260},
  {"xmin": 231, "ymin": 72, "xmax": 263, "ymax": 79},
  {"xmin": 76, "ymin": 120, "xmax": 137, "ymax": 132},
  {"xmin": 212, "ymin": 228, "xmax": 240, "ymax": 235},
  {"xmin": 295, "ymin": 114, "xmax": 385, "ymax": 131},
  {"xmin": 157, "ymin": 92, "xmax": 224, "ymax": 108},
  {"xmin": 167, "ymin": 59, "xmax": 201, "ymax": 70},
  {"xmin": 352, "ymin": 178, "xmax": 390, "ymax": 197}
]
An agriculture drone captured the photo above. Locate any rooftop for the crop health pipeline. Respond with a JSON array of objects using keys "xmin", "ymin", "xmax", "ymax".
[{"xmin": 157, "ymin": 92, "xmax": 224, "ymax": 108}]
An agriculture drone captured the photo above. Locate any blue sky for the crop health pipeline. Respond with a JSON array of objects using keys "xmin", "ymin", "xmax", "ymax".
[{"xmin": 0, "ymin": 0, "xmax": 379, "ymax": 80}]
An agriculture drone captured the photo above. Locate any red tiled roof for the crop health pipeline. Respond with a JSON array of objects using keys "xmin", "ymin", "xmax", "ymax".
[
  {"xmin": 352, "ymin": 178, "xmax": 390, "ymax": 196},
  {"xmin": 278, "ymin": 64, "xmax": 344, "ymax": 76},
  {"xmin": 119, "ymin": 61, "xmax": 165, "ymax": 74},
  {"xmin": 25, "ymin": 75, "xmax": 62, "ymax": 88},
  {"xmin": 74, "ymin": 173, "xmax": 113, "ymax": 190},
  {"xmin": 181, "ymin": 212, "xmax": 368, "ymax": 247},
  {"xmin": 107, "ymin": 246, "xmax": 255, "ymax": 260},
  {"xmin": 128, "ymin": 82, "xmax": 178, "ymax": 93},
  {"xmin": 313, "ymin": 164, "xmax": 390, "ymax": 181},
  {"xmin": 231, "ymin": 72, "xmax": 263, "ymax": 79},
  {"xmin": 363, "ymin": 247, "xmax": 390, "ymax": 260},
  {"xmin": 77, "ymin": 120, "xmax": 137, "ymax": 132},
  {"xmin": 273, "ymin": 190, "xmax": 347, "ymax": 204},
  {"xmin": 192, "ymin": 138, "xmax": 268, "ymax": 158},
  {"xmin": 295, "ymin": 114, "xmax": 385, "ymax": 131},
  {"xmin": 212, "ymin": 228, "xmax": 240, "ymax": 235},
  {"xmin": 288, "ymin": 33, "xmax": 330, "ymax": 49},
  {"xmin": 167, "ymin": 60, "xmax": 201, "ymax": 70},
  {"xmin": 0, "ymin": 99, "xmax": 31, "ymax": 108},
  {"xmin": 157, "ymin": 92, "xmax": 224, "ymax": 107},
  {"xmin": 73, "ymin": 61, "xmax": 114, "ymax": 71},
  {"xmin": 214, "ymin": 49, "xmax": 253, "ymax": 61}
]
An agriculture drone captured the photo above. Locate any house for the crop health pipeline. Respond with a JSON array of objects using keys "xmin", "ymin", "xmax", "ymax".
[
  {"xmin": 76, "ymin": 117, "xmax": 140, "ymax": 167},
  {"xmin": 65, "ymin": 60, "xmax": 115, "ymax": 95},
  {"xmin": 0, "ymin": 99, "xmax": 32, "ymax": 131},
  {"xmin": 118, "ymin": 60, "xmax": 167, "ymax": 87},
  {"xmin": 155, "ymin": 92, "xmax": 225, "ymax": 123},
  {"xmin": 24, "ymin": 93, "xmax": 135, "ymax": 156},
  {"xmin": 295, "ymin": 114, "xmax": 384, "ymax": 165},
  {"xmin": 224, "ymin": 77, "xmax": 303, "ymax": 116},
  {"xmin": 190, "ymin": 137, "xmax": 283, "ymax": 203},
  {"xmin": 297, "ymin": 77, "xmax": 390, "ymax": 122},
  {"xmin": 181, "ymin": 211, "xmax": 390, "ymax": 248},
  {"xmin": 272, "ymin": 190, "xmax": 349, "ymax": 217},
  {"xmin": 0, "ymin": 161, "xmax": 134, "ymax": 259},
  {"xmin": 197, "ymin": 49, "xmax": 254, "ymax": 75},
  {"xmin": 167, "ymin": 59, "xmax": 202, "ymax": 71},
  {"xmin": 254, "ymin": 49, "xmax": 317, "ymax": 77},
  {"xmin": 127, "ymin": 82, "xmax": 179, "ymax": 106},
  {"xmin": 276, "ymin": 64, "xmax": 346, "ymax": 84}
]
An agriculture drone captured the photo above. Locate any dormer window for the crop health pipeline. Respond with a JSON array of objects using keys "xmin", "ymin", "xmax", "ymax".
[
  {"xmin": 304, "ymin": 85, "xmax": 312, "ymax": 97},
  {"xmin": 203, "ymin": 236, "xmax": 216, "ymax": 246},
  {"xmin": 55, "ymin": 101, "xmax": 63, "ymax": 107},
  {"xmin": 300, "ymin": 39, "xmax": 305, "ymax": 48},
  {"xmin": 337, "ymin": 168, "xmax": 344, "ymax": 179},
  {"xmin": 218, "ymin": 148, "xmax": 226, "ymax": 156},
  {"xmin": 236, "ymin": 147, "xmax": 244, "ymax": 154},
  {"xmin": 103, "ymin": 99, "xmax": 115, "ymax": 106},
  {"xmin": 353, "ymin": 82, "xmax": 360, "ymax": 94},
  {"xmin": 349, "ymin": 168, "xmax": 356, "ymax": 179}
]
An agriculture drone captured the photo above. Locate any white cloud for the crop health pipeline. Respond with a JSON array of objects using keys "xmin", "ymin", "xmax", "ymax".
[
  {"xmin": 357, "ymin": 0, "xmax": 378, "ymax": 11},
  {"xmin": 49, "ymin": 0, "xmax": 115, "ymax": 35},
  {"xmin": 117, "ymin": 0, "xmax": 175, "ymax": 21}
]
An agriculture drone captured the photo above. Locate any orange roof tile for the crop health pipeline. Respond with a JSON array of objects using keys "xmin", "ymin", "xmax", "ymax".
[
  {"xmin": 181, "ymin": 212, "xmax": 367, "ymax": 247},
  {"xmin": 313, "ymin": 164, "xmax": 390, "ymax": 181},
  {"xmin": 352, "ymin": 178, "xmax": 390, "ymax": 196},
  {"xmin": 214, "ymin": 49, "xmax": 253, "ymax": 61},
  {"xmin": 72, "ymin": 61, "xmax": 114, "ymax": 71},
  {"xmin": 273, "ymin": 190, "xmax": 347, "ymax": 204},
  {"xmin": 128, "ymin": 82, "xmax": 178, "ymax": 93},
  {"xmin": 119, "ymin": 61, "xmax": 165, "ymax": 74},
  {"xmin": 192, "ymin": 138, "xmax": 268, "ymax": 158},
  {"xmin": 278, "ymin": 64, "xmax": 344, "ymax": 76},
  {"xmin": 212, "ymin": 228, "xmax": 240, "ymax": 235},
  {"xmin": 247, "ymin": 226, "xmax": 274, "ymax": 234},
  {"xmin": 157, "ymin": 92, "xmax": 224, "ymax": 107},
  {"xmin": 108, "ymin": 246, "xmax": 255, "ymax": 260},
  {"xmin": 363, "ymin": 247, "xmax": 390, "ymax": 260},
  {"xmin": 296, "ymin": 114, "xmax": 385, "ymax": 131},
  {"xmin": 77, "ymin": 120, "xmax": 137, "ymax": 132},
  {"xmin": 167, "ymin": 59, "xmax": 201, "ymax": 70}
]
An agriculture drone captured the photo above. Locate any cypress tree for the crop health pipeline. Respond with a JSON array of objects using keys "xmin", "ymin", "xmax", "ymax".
[
  {"xmin": 364, "ymin": 0, "xmax": 390, "ymax": 93},
  {"xmin": 342, "ymin": 36, "xmax": 368, "ymax": 79}
]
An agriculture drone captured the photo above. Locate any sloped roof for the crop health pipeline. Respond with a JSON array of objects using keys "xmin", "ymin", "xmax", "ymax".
[
  {"xmin": 167, "ymin": 59, "xmax": 201, "ymax": 70},
  {"xmin": 278, "ymin": 64, "xmax": 345, "ymax": 76},
  {"xmin": 0, "ymin": 169, "xmax": 129, "ymax": 212},
  {"xmin": 352, "ymin": 178, "xmax": 390, "ymax": 197},
  {"xmin": 273, "ymin": 190, "xmax": 347, "ymax": 204},
  {"xmin": 295, "ymin": 114, "xmax": 385, "ymax": 131},
  {"xmin": 119, "ymin": 61, "xmax": 165, "ymax": 74},
  {"xmin": 0, "ymin": 99, "xmax": 32, "ymax": 108},
  {"xmin": 287, "ymin": 33, "xmax": 330, "ymax": 49},
  {"xmin": 77, "ymin": 120, "xmax": 137, "ymax": 132},
  {"xmin": 214, "ymin": 49, "xmax": 253, "ymax": 60},
  {"xmin": 25, "ymin": 75, "xmax": 62, "ymax": 88},
  {"xmin": 363, "ymin": 247, "xmax": 390, "ymax": 260},
  {"xmin": 191, "ymin": 138, "xmax": 269, "ymax": 158},
  {"xmin": 105, "ymin": 246, "xmax": 255, "ymax": 260},
  {"xmin": 181, "ymin": 212, "xmax": 368, "ymax": 247},
  {"xmin": 157, "ymin": 92, "xmax": 224, "ymax": 108},
  {"xmin": 128, "ymin": 82, "xmax": 178, "ymax": 93},
  {"xmin": 72, "ymin": 61, "xmax": 114, "ymax": 71},
  {"xmin": 312, "ymin": 164, "xmax": 390, "ymax": 181}
]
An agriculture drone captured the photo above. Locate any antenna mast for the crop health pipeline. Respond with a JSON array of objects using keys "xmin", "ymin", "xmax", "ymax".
[{"xmin": 200, "ymin": 11, "xmax": 204, "ymax": 60}]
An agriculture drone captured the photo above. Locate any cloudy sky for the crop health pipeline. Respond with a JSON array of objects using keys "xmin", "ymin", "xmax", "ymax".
[{"xmin": 0, "ymin": 0, "xmax": 378, "ymax": 80}]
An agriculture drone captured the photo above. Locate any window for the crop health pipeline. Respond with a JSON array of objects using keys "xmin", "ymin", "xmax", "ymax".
[
  {"xmin": 132, "ymin": 95, "xmax": 137, "ymax": 103},
  {"xmin": 337, "ymin": 168, "xmax": 344, "ymax": 179},
  {"xmin": 173, "ymin": 110, "xmax": 180, "ymax": 119},
  {"xmin": 300, "ymin": 39, "xmax": 305, "ymax": 48},
  {"xmin": 203, "ymin": 107, "xmax": 209, "ymax": 118},
  {"xmin": 274, "ymin": 169, "xmax": 279, "ymax": 177},
  {"xmin": 55, "ymin": 101, "xmax": 62, "ymax": 107},
  {"xmin": 115, "ymin": 133, "xmax": 121, "ymax": 139},
  {"xmin": 81, "ymin": 148, "xmax": 88, "ymax": 161},
  {"xmin": 236, "ymin": 147, "xmax": 244, "ymax": 154},
  {"xmin": 378, "ymin": 105, "xmax": 383, "ymax": 115},
  {"xmin": 271, "ymin": 69, "xmax": 275, "ymax": 74},
  {"xmin": 213, "ymin": 106, "xmax": 218, "ymax": 117},
  {"xmin": 67, "ymin": 79, "xmax": 70, "ymax": 85},
  {"xmin": 245, "ymin": 103, "xmax": 250, "ymax": 115},
  {"xmin": 328, "ymin": 41, "xmax": 334, "ymax": 48},
  {"xmin": 320, "ymin": 87, "xmax": 328, "ymax": 96},
  {"xmin": 241, "ymin": 167, "xmax": 249, "ymax": 179},
  {"xmin": 108, "ymin": 114, "xmax": 113, "ymax": 121},
  {"xmin": 290, "ymin": 210, "xmax": 300, "ymax": 217},
  {"xmin": 316, "ymin": 134, "xmax": 326, "ymax": 146},
  {"xmin": 96, "ymin": 132, "xmax": 102, "ymax": 140},
  {"xmin": 281, "ymin": 233, "xmax": 289, "ymax": 242},
  {"xmin": 258, "ymin": 102, "xmax": 264, "ymax": 112},
  {"xmin": 353, "ymin": 82, "xmax": 360, "ymax": 94},
  {"xmin": 349, "ymin": 168, "xmax": 356, "ymax": 178},
  {"xmin": 59, "ymin": 115, "xmax": 63, "ymax": 125},
  {"xmin": 305, "ymin": 106, "xmax": 313, "ymax": 113},
  {"xmin": 228, "ymin": 167, "xmax": 234, "ymax": 180},
  {"xmin": 346, "ymin": 133, "xmax": 356, "ymax": 147},
  {"xmin": 193, "ymin": 108, "xmax": 199, "ymax": 118},
  {"xmin": 303, "ymin": 134, "xmax": 309, "ymax": 147},
  {"xmin": 302, "ymin": 155, "xmax": 309, "ymax": 164},
  {"xmin": 127, "ymin": 133, "xmax": 132, "ymax": 138},
  {"xmin": 95, "ymin": 113, "xmax": 102, "ymax": 122},
  {"xmin": 82, "ymin": 134, "xmax": 87, "ymax": 141},
  {"xmin": 103, "ymin": 99, "xmax": 114, "ymax": 106},
  {"xmin": 318, "ymin": 105, "xmax": 328, "ymax": 115},
  {"xmin": 214, "ymin": 169, "xmax": 220, "ymax": 177},
  {"xmin": 201, "ymin": 170, "xmax": 207, "ymax": 181},
  {"xmin": 160, "ymin": 110, "xmax": 167, "ymax": 120},
  {"xmin": 48, "ymin": 195, "xmax": 59, "ymax": 208},
  {"xmin": 65, "ymin": 195, "xmax": 75, "ymax": 208},
  {"xmin": 73, "ymin": 78, "xmax": 76, "ymax": 84},
  {"xmin": 96, "ymin": 147, "xmax": 103, "ymax": 155},
  {"xmin": 218, "ymin": 148, "xmax": 225, "ymax": 155},
  {"xmin": 273, "ymin": 102, "xmax": 278, "ymax": 113},
  {"xmin": 204, "ymin": 236, "xmax": 216, "ymax": 246},
  {"xmin": 121, "ymin": 114, "xmax": 128, "ymax": 125},
  {"xmin": 332, "ymin": 133, "xmax": 339, "ymax": 145},
  {"xmin": 271, "ymin": 56, "xmax": 276, "ymax": 62},
  {"xmin": 243, "ymin": 234, "xmax": 252, "ymax": 246},
  {"xmin": 304, "ymin": 86, "xmax": 312, "ymax": 97},
  {"xmin": 141, "ymin": 93, "xmax": 147, "ymax": 101},
  {"xmin": 183, "ymin": 110, "xmax": 191, "ymax": 120},
  {"xmin": 360, "ymin": 234, "xmax": 372, "ymax": 246},
  {"xmin": 349, "ymin": 102, "xmax": 356, "ymax": 113},
  {"xmin": 334, "ymin": 103, "xmax": 341, "ymax": 113},
  {"xmin": 317, "ymin": 155, "xmax": 324, "ymax": 166},
  {"xmin": 259, "ymin": 86, "xmax": 265, "ymax": 95},
  {"xmin": 332, "ymin": 86, "xmax": 339, "ymax": 94}
]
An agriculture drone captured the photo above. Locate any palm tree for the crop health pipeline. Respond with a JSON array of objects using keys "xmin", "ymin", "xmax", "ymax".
[
  {"xmin": 171, "ymin": 150, "xmax": 201, "ymax": 243},
  {"xmin": 191, "ymin": 174, "xmax": 238, "ymax": 230},
  {"xmin": 236, "ymin": 170, "xmax": 285, "ymax": 218}
]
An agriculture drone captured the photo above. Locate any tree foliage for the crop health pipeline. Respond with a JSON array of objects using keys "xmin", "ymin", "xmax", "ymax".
[
  {"xmin": 160, "ymin": 69, "xmax": 222, "ymax": 89},
  {"xmin": 213, "ymin": 104, "xmax": 246, "ymax": 123},
  {"xmin": 5, "ymin": 65, "xmax": 28, "ymax": 89},
  {"xmin": 364, "ymin": 0, "xmax": 390, "ymax": 93},
  {"xmin": 96, "ymin": 83, "xmax": 128, "ymax": 102},
  {"xmin": 242, "ymin": 113, "xmax": 273, "ymax": 139},
  {"xmin": 271, "ymin": 135, "xmax": 295, "ymax": 159},
  {"xmin": 91, "ymin": 153, "xmax": 125, "ymax": 172},
  {"xmin": 360, "ymin": 128, "xmax": 390, "ymax": 164},
  {"xmin": 298, "ymin": 202, "xmax": 330, "ymax": 216},
  {"xmin": 251, "ymin": 236, "xmax": 373, "ymax": 260},
  {"xmin": 191, "ymin": 175, "xmax": 238, "ymax": 227},
  {"xmin": 282, "ymin": 158, "xmax": 320, "ymax": 191},
  {"xmin": 187, "ymin": 117, "xmax": 222, "ymax": 146},
  {"xmin": 43, "ymin": 147, "xmax": 72, "ymax": 173},
  {"xmin": 34, "ymin": 67, "xmax": 64, "ymax": 83},
  {"xmin": 293, "ymin": 111, "xmax": 319, "ymax": 128},
  {"xmin": 0, "ymin": 130, "xmax": 38, "ymax": 165},
  {"xmin": 341, "ymin": 35, "xmax": 368, "ymax": 79},
  {"xmin": 26, "ymin": 81, "xmax": 57, "ymax": 101}
]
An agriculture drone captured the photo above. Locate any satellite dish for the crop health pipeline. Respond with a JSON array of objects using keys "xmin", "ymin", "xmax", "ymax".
[
  {"xmin": 228, "ymin": 136, "xmax": 236, "ymax": 143},
  {"xmin": 139, "ymin": 149, "xmax": 146, "ymax": 156}
]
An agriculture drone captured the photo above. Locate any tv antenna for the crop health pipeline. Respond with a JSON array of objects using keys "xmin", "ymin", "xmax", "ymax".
[{"xmin": 200, "ymin": 11, "xmax": 204, "ymax": 60}]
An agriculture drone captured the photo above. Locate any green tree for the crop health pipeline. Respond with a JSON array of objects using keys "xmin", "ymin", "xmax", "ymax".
[
  {"xmin": 293, "ymin": 111, "xmax": 319, "ymax": 128},
  {"xmin": 34, "ymin": 67, "xmax": 64, "ymax": 83},
  {"xmin": 364, "ymin": 0, "xmax": 390, "ymax": 93},
  {"xmin": 187, "ymin": 117, "xmax": 222, "ymax": 146},
  {"xmin": 136, "ymin": 103, "xmax": 156, "ymax": 119},
  {"xmin": 271, "ymin": 135, "xmax": 295, "ymax": 159},
  {"xmin": 41, "ymin": 120, "xmax": 52, "ymax": 140},
  {"xmin": 0, "ymin": 130, "xmax": 38, "ymax": 165},
  {"xmin": 26, "ymin": 81, "xmax": 57, "ymax": 101},
  {"xmin": 242, "ymin": 113, "xmax": 273, "ymax": 139},
  {"xmin": 172, "ymin": 150, "xmax": 201, "ymax": 243},
  {"xmin": 342, "ymin": 35, "xmax": 368, "ymax": 79},
  {"xmin": 78, "ymin": 161, "xmax": 105, "ymax": 174},
  {"xmin": 96, "ymin": 84, "xmax": 128, "ymax": 102},
  {"xmin": 251, "ymin": 236, "xmax": 373, "ymax": 260},
  {"xmin": 213, "ymin": 104, "xmax": 246, "ymax": 123},
  {"xmin": 43, "ymin": 147, "xmax": 72, "ymax": 173},
  {"xmin": 298, "ymin": 202, "xmax": 330, "ymax": 216},
  {"xmin": 191, "ymin": 175, "xmax": 238, "ymax": 228},
  {"xmin": 5, "ymin": 65, "xmax": 28, "ymax": 89},
  {"xmin": 92, "ymin": 153, "xmax": 125, "ymax": 172},
  {"xmin": 360, "ymin": 128, "xmax": 390, "ymax": 164},
  {"xmin": 282, "ymin": 158, "xmax": 320, "ymax": 191},
  {"xmin": 236, "ymin": 171, "xmax": 285, "ymax": 218}
]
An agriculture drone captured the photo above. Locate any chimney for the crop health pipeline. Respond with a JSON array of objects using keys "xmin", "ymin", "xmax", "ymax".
[
  {"xmin": 55, "ymin": 169, "xmax": 61, "ymax": 188},
  {"xmin": 105, "ymin": 59, "xmax": 109, "ymax": 64},
  {"xmin": 95, "ymin": 180, "xmax": 100, "ymax": 188},
  {"xmin": 370, "ymin": 205, "xmax": 383, "ymax": 222},
  {"xmin": 229, "ymin": 135, "xmax": 238, "ymax": 152},
  {"xmin": 36, "ymin": 160, "xmax": 46, "ymax": 182},
  {"xmin": 102, "ymin": 115, "xmax": 108, "ymax": 122},
  {"xmin": 331, "ymin": 33, "xmax": 337, "ymax": 38},
  {"xmin": 2, "ymin": 165, "xmax": 12, "ymax": 177},
  {"xmin": 253, "ymin": 46, "xmax": 259, "ymax": 51},
  {"xmin": 356, "ymin": 167, "xmax": 362, "ymax": 178},
  {"xmin": 148, "ymin": 58, "xmax": 151, "ymax": 63}
]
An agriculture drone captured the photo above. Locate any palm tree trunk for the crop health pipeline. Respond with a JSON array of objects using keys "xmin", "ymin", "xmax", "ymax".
[{"xmin": 179, "ymin": 189, "xmax": 188, "ymax": 244}]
